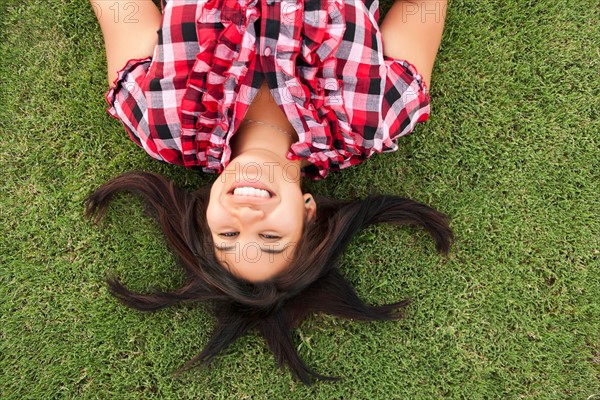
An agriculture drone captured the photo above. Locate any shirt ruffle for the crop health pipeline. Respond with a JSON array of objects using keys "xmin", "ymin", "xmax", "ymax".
[
  {"xmin": 282, "ymin": 0, "xmax": 359, "ymax": 179},
  {"xmin": 180, "ymin": 0, "xmax": 261, "ymax": 171}
]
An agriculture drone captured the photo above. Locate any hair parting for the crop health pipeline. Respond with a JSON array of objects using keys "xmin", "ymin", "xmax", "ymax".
[{"xmin": 85, "ymin": 171, "xmax": 453, "ymax": 384}]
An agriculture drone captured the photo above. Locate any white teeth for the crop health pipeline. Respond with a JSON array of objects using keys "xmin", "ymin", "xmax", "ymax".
[{"xmin": 233, "ymin": 186, "xmax": 271, "ymax": 198}]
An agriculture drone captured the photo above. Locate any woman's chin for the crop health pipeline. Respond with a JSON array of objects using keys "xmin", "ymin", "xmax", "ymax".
[
  {"xmin": 225, "ymin": 150, "xmax": 302, "ymax": 183},
  {"xmin": 229, "ymin": 147, "xmax": 287, "ymax": 164}
]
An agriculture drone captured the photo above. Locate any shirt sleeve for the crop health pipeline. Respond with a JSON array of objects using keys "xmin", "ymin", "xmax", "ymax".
[
  {"xmin": 105, "ymin": 57, "xmax": 166, "ymax": 162},
  {"xmin": 381, "ymin": 56, "xmax": 431, "ymax": 141}
]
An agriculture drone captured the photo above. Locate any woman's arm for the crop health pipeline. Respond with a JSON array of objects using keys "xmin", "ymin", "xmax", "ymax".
[
  {"xmin": 91, "ymin": 0, "xmax": 162, "ymax": 85},
  {"xmin": 379, "ymin": 0, "xmax": 447, "ymax": 88}
]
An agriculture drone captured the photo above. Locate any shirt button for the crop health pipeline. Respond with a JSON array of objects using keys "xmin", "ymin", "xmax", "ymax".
[{"xmin": 264, "ymin": 46, "xmax": 272, "ymax": 57}]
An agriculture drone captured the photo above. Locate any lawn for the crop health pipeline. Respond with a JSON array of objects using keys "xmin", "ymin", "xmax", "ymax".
[{"xmin": 1, "ymin": 0, "xmax": 598, "ymax": 398}]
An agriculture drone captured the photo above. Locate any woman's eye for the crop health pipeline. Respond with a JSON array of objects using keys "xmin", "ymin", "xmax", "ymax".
[
  {"xmin": 219, "ymin": 232, "xmax": 239, "ymax": 237},
  {"xmin": 260, "ymin": 234, "xmax": 281, "ymax": 240}
]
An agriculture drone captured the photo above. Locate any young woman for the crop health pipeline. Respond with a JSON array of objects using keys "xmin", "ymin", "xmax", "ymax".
[{"xmin": 87, "ymin": 0, "xmax": 451, "ymax": 384}]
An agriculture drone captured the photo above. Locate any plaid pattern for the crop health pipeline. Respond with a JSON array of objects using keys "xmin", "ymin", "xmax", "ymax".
[{"xmin": 106, "ymin": 0, "xmax": 430, "ymax": 179}]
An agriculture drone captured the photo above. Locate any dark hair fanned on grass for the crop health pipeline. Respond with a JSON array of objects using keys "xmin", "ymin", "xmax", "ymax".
[{"xmin": 85, "ymin": 171, "xmax": 454, "ymax": 385}]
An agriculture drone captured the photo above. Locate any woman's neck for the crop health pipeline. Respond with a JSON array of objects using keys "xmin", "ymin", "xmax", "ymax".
[{"xmin": 231, "ymin": 82, "xmax": 310, "ymax": 167}]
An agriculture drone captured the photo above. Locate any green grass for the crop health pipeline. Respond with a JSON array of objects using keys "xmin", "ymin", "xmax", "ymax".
[{"xmin": 1, "ymin": 0, "xmax": 598, "ymax": 398}]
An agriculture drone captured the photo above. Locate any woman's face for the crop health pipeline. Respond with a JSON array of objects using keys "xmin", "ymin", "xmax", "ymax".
[{"xmin": 206, "ymin": 149, "xmax": 315, "ymax": 282}]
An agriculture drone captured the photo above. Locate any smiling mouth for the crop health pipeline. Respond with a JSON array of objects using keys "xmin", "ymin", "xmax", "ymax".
[
  {"xmin": 231, "ymin": 186, "xmax": 271, "ymax": 198},
  {"xmin": 228, "ymin": 182, "xmax": 275, "ymax": 198}
]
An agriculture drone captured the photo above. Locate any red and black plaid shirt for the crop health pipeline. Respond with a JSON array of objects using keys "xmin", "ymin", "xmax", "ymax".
[{"xmin": 107, "ymin": 0, "xmax": 430, "ymax": 179}]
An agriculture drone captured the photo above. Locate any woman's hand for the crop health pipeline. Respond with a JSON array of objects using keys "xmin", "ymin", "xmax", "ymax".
[
  {"xmin": 380, "ymin": 0, "xmax": 448, "ymax": 88},
  {"xmin": 91, "ymin": 0, "xmax": 162, "ymax": 85}
]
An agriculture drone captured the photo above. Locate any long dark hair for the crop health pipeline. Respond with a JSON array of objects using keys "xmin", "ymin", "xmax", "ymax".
[{"xmin": 85, "ymin": 171, "xmax": 453, "ymax": 384}]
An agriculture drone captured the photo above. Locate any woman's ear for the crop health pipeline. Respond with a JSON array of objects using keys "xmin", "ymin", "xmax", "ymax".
[{"xmin": 303, "ymin": 194, "xmax": 317, "ymax": 221}]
